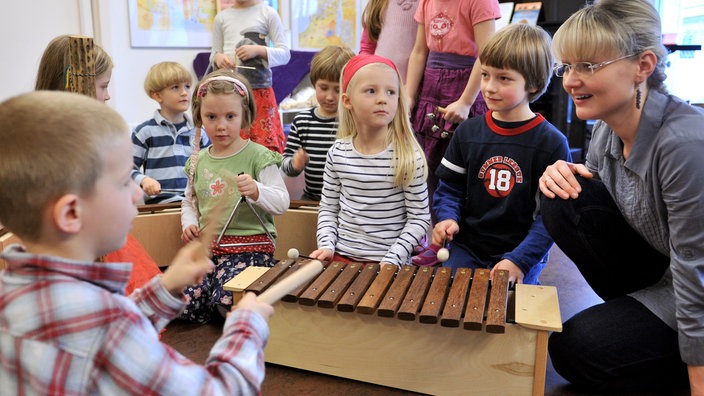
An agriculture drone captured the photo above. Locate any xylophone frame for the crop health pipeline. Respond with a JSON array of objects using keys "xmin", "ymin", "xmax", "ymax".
[{"xmin": 225, "ymin": 261, "xmax": 562, "ymax": 396}]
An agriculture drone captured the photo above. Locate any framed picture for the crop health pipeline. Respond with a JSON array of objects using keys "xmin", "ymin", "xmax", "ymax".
[
  {"xmin": 128, "ymin": 0, "xmax": 218, "ymax": 48},
  {"xmin": 217, "ymin": 0, "xmax": 280, "ymax": 14},
  {"xmin": 497, "ymin": 2, "xmax": 515, "ymax": 30},
  {"xmin": 289, "ymin": 0, "xmax": 364, "ymax": 52},
  {"xmin": 511, "ymin": 2, "xmax": 542, "ymax": 26}
]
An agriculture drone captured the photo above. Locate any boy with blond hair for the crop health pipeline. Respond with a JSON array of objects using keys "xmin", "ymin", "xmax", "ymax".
[
  {"xmin": 132, "ymin": 61, "xmax": 209, "ymax": 204},
  {"xmin": 0, "ymin": 91, "xmax": 273, "ymax": 395},
  {"xmin": 282, "ymin": 44, "xmax": 355, "ymax": 200}
]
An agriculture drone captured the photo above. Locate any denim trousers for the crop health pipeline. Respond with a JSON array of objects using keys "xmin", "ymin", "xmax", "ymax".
[
  {"xmin": 441, "ymin": 241, "xmax": 546, "ymax": 285},
  {"xmin": 540, "ymin": 176, "xmax": 688, "ymax": 392}
]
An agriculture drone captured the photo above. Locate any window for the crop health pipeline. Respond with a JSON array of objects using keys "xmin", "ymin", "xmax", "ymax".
[{"xmin": 656, "ymin": 0, "xmax": 704, "ymax": 104}]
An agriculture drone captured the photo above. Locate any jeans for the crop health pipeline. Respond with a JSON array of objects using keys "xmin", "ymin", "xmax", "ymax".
[
  {"xmin": 541, "ymin": 176, "xmax": 687, "ymax": 392},
  {"xmin": 442, "ymin": 241, "xmax": 546, "ymax": 285}
]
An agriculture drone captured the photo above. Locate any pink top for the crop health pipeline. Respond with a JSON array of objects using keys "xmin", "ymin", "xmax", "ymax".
[
  {"xmin": 415, "ymin": 0, "xmax": 501, "ymax": 56},
  {"xmin": 359, "ymin": 0, "xmax": 420, "ymax": 80}
]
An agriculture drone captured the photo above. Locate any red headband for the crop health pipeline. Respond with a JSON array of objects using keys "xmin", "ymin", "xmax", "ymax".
[{"xmin": 342, "ymin": 54, "xmax": 399, "ymax": 92}]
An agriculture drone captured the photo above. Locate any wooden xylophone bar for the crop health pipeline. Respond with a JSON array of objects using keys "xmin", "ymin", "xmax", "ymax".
[
  {"xmin": 243, "ymin": 259, "xmax": 511, "ymax": 333},
  {"xmin": 226, "ymin": 259, "xmax": 562, "ymax": 396}
]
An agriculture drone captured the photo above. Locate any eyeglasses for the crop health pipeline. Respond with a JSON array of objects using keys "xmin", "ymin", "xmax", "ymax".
[{"xmin": 553, "ymin": 54, "xmax": 638, "ymax": 77}]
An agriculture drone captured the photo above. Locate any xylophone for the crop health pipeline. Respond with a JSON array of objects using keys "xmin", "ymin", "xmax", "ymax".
[{"xmin": 224, "ymin": 257, "xmax": 562, "ymax": 396}]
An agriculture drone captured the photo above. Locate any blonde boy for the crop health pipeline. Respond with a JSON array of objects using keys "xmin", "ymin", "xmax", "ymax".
[
  {"xmin": 132, "ymin": 61, "xmax": 208, "ymax": 204},
  {"xmin": 281, "ymin": 44, "xmax": 355, "ymax": 200},
  {"xmin": 0, "ymin": 91, "xmax": 272, "ymax": 395}
]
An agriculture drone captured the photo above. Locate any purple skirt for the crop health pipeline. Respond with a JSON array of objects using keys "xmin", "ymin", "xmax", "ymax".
[{"xmin": 411, "ymin": 52, "xmax": 489, "ymax": 207}]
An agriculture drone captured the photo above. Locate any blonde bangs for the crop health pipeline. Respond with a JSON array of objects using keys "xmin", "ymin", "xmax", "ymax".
[{"xmin": 552, "ymin": 10, "xmax": 629, "ymax": 62}]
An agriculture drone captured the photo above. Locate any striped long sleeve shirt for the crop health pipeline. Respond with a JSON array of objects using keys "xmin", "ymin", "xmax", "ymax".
[
  {"xmin": 131, "ymin": 110, "xmax": 209, "ymax": 204},
  {"xmin": 317, "ymin": 138, "xmax": 430, "ymax": 266},
  {"xmin": 281, "ymin": 107, "xmax": 338, "ymax": 200},
  {"xmin": 0, "ymin": 244, "xmax": 269, "ymax": 396}
]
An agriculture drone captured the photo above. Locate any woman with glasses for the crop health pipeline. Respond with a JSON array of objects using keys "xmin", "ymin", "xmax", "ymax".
[{"xmin": 538, "ymin": 0, "xmax": 704, "ymax": 393}]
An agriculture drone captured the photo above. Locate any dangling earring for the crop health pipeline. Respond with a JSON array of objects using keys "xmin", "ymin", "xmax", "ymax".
[{"xmin": 635, "ymin": 87, "xmax": 642, "ymax": 109}]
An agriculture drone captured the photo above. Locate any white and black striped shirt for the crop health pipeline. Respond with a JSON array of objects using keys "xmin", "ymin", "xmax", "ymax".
[
  {"xmin": 317, "ymin": 137, "xmax": 430, "ymax": 266},
  {"xmin": 281, "ymin": 107, "xmax": 338, "ymax": 200}
]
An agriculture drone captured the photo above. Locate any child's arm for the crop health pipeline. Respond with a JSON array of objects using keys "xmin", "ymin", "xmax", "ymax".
[
  {"xmin": 498, "ymin": 138, "xmax": 573, "ymax": 283},
  {"xmin": 238, "ymin": 7, "xmax": 290, "ymax": 67},
  {"xmin": 281, "ymin": 118, "xmax": 306, "ymax": 176},
  {"xmin": 127, "ymin": 241, "xmax": 213, "ymax": 332},
  {"xmin": 441, "ymin": 19, "xmax": 495, "ymax": 124},
  {"xmin": 496, "ymin": 215, "xmax": 553, "ymax": 284},
  {"xmin": 181, "ymin": 178, "xmax": 200, "ymax": 243},
  {"xmin": 112, "ymin": 288, "xmax": 271, "ymax": 394},
  {"xmin": 210, "ymin": 13, "xmax": 236, "ymax": 69},
  {"xmin": 317, "ymin": 149, "xmax": 341, "ymax": 254},
  {"xmin": 241, "ymin": 165, "xmax": 290, "ymax": 215},
  {"xmin": 359, "ymin": 28, "xmax": 377, "ymax": 55},
  {"xmin": 431, "ymin": 179, "xmax": 465, "ymax": 246},
  {"xmin": 405, "ymin": 23, "xmax": 428, "ymax": 111},
  {"xmin": 381, "ymin": 155, "xmax": 431, "ymax": 266}
]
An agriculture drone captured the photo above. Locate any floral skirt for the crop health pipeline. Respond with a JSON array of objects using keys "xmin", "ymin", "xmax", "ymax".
[
  {"xmin": 179, "ymin": 251, "xmax": 276, "ymax": 323},
  {"xmin": 241, "ymin": 86, "xmax": 285, "ymax": 153}
]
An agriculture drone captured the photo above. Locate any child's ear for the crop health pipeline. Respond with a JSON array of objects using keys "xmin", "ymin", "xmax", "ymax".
[
  {"xmin": 341, "ymin": 93, "xmax": 352, "ymax": 110},
  {"xmin": 150, "ymin": 91, "xmax": 163, "ymax": 103},
  {"xmin": 52, "ymin": 194, "xmax": 82, "ymax": 235}
]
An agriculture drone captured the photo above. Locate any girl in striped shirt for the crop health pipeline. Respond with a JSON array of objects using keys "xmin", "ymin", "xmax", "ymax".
[{"xmin": 310, "ymin": 54, "xmax": 431, "ymax": 266}]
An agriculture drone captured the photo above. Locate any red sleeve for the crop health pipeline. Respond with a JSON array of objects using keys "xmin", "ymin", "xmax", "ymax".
[{"xmin": 359, "ymin": 28, "xmax": 377, "ymax": 55}]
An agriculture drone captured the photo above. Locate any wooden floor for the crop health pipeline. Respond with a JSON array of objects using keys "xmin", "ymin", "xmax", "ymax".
[{"xmin": 161, "ymin": 246, "xmax": 687, "ymax": 395}]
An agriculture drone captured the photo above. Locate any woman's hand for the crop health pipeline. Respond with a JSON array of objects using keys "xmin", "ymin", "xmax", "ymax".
[{"xmin": 539, "ymin": 160, "xmax": 593, "ymax": 200}]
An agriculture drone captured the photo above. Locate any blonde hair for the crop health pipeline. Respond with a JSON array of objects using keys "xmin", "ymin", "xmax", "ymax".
[
  {"xmin": 552, "ymin": 0, "xmax": 668, "ymax": 93},
  {"xmin": 338, "ymin": 62, "xmax": 427, "ymax": 188},
  {"xmin": 0, "ymin": 91, "xmax": 128, "ymax": 241},
  {"xmin": 310, "ymin": 45, "xmax": 355, "ymax": 85},
  {"xmin": 35, "ymin": 35, "xmax": 114, "ymax": 92},
  {"xmin": 480, "ymin": 23, "xmax": 553, "ymax": 103},
  {"xmin": 144, "ymin": 61, "xmax": 193, "ymax": 97},
  {"xmin": 361, "ymin": 0, "xmax": 389, "ymax": 43}
]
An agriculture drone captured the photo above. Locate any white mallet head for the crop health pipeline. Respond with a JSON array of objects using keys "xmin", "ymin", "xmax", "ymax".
[
  {"xmin": 287, "ymin": 248, "xmax": 300, "ymax": 259},
  {"xmin": 437, "ymin": 247, "xmax": 450, "ymax": 263}
]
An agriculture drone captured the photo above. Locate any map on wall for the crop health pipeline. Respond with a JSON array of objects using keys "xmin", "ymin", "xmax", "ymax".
[
  {"xmin": 129, "ymin": 0, "xmax": 218, "ymax": 48},
  {"xmin": 291, "ymin": 0, "xmax": 362, "ymax": 52}
]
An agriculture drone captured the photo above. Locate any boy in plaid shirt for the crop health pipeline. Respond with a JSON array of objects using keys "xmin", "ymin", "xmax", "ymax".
[{"xmin": 0, "ymin": 91, "xmax": 273, "ymax": 395}]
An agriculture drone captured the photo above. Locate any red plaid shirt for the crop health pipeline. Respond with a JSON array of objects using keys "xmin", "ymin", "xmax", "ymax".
[{"xmin": 0, "ymin": 244, "xmax": 268, "ymax": 395}]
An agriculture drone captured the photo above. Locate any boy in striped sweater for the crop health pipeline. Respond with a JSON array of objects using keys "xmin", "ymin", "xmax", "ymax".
[{"xmin": 281, "ymin": 45, "xmax": 354, "ymax": 200}]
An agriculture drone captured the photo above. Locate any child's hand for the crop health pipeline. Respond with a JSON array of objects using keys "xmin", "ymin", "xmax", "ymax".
[
  {"xmin": 181, "ymin": 224, "xmax": 200, "ymax": 244},
  {"xmin": 141, "ymin": 177, "xmax": 161, "ymax": 196},
  {"xmin": 431, "ymin": 220, "xmax": 459, "ymax": 246},
  {"xmin": 214, "ymin": 53, "xmax": 236, "ymax": 69},
  {"xmin": 292, "ymin": 148, "xmax": 309, "ymax": 172},
  {"xmin": 233, "ymin": 292, "xmax": 273, "ymax": 321},
  {"xmin": 440, "ymin": 101, "xmax": 470, "ymax": 125},
  {"xmin": 161, "ymin": 241, "xmax": 215, "ymax": 296},
  {"xmin": 236, "ymin": 173, "xmax": 259, "ymax": 201},
  {"xmin": 235, "ymin": 45, "xmax": 263, "ymax": 62},
  {"xmin": 309, "ymin": 248, "xmax": 333, "ymax": 262},
  {"xmin": 491, "ymin": 259, "xmax": 524, "ymax": 285}
]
